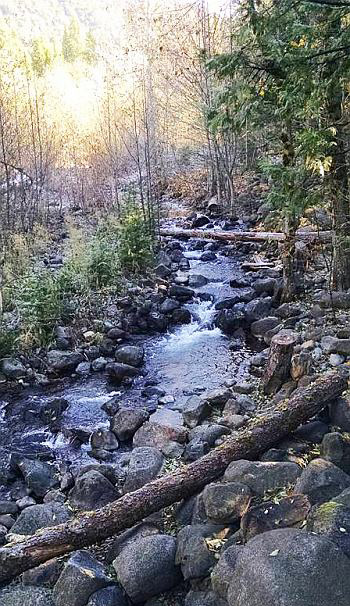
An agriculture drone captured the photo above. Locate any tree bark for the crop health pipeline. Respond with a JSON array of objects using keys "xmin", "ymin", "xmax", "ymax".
[
  {"xmin": 160, "ymin": 228, "xmax": 332, "ymax": 244},
  {"xmin": 263, "ymin": 330, "xmax": 298, "ymax": 395},
  {"xmin": 0, "ymin": 370, "xmax": 346, "ymax": 583}
]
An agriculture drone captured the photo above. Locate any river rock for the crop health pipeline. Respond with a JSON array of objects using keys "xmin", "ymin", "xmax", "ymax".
[
  {"xmin": 1, "ymin": 357, "xmax": 27, "ymax": 379},
  {"xmin": 252, "ymin": 278, "xmax": 276, "ymax": 295},
  {"xmin": 10, "ymin": 503, "xmax": 71, "ymax": 535},
  {"xmin": 115, "ymin": 345, "xmax": 144, "ymax": 367},
  {"xmin": 155, "ymin": 263, "xmax": 172, "ymax": 279},
  {"xmin": 201, "ymin": 251, "xmax": 216, "ymax": 261},
  {"xmin": 189, "ymin": 424, "xmax": 230, "ymax": 446},
  {"xmin": 22, "ymin": 558, "xmax": 64, "ymax": 588},
  {"xmin": 39, "ymin": 398, "xmax": 69, "ymax": 425},
  {"xmin": 215, "ymin": 296, "xmax": 241, "ymax": 310},
  {"xmin": 113, "ymin": 534, "xmax": 181, "ymax": 603},
  {"xmin": 17, "ymin": 458, "xmax": 58, "ymax": 498},
  {"xmin": 293, "ymin": 420, "xmax": 329, "ymax": 443},
  {"xmin": 227, "ymin": 528, "xmax": 350, "ymax": 606},
  {"xmin": 329, "ymin": 395, "xmax": 350, "ymax": 431},
  {"xmin": 69, "ymin": 470, "xmax": 119, "ymax": 510},
  {"xmin": 168, "ymin": 284, "xmax": 194, "ymax": 301},
  {"xmin": 75, "ymin": 361, "xmax": 91, "ymax": 376},
  {"xmin": 203, "ymin": 482, "xmax": 252, "ymax": 523},
  {"xmin": 250, "ymin": 317, "xmax": 280, "ymax": 338},
  {"xmin": 53, "ymin": 550, "xmax": 112, "ymax": 606},
  {"xmin": 188, "ymin": 274, "xmax": 208, "ymax": 287},
  {"xmin": 215, "ymin": 304, "xmax": 246, "ymax": 334},
  {"xmin": 321, "ymin": 335, "xmax": 350, "ymax": 355},
  {"xmin": 183, "ymin": 395, "xmax": 210, "ymax": 428},
  {"xmin": 0, "ymin": 500, "xmax": 18, "ymax": 515},
  {"xmin": 204, "ymin": 387, "xmax": 232, "ymax": 406},
  {"xmin": 185, "ymin": 590, "xmax": 227, "ymax": 606},
  {"xmin": 224, "ymin": 460, "xmax": 301, "ymax": 496},
  {"xmin": 133, "ymin": 409, "xmax": 187, "ymax": 454},
  {"xmin": 107, "ymin": 327, "xmax": 127, "ymax": 342},
  {"xmin": 176, "ymin": 525, "xmax": 216, "ymax": 580},
  {"xmin": 172, "ymin": 308, "xmax": 192, "ymax": 324},
  {"xmin": 160, "ymin": 298, "xmax": 180, "ymax": 314},
  {"xmin": 111, "ymin": 408, "xmax": 149, "ymax": 441},
  {"xmin": 0, "ymin": 587, "xmax": 54, "ymax": 606},
  {"xmin": 91, "ymin": 357, "xmax": 107, "ymax": 371},
  {"xmin": 211, "ymin": 545, "xmax": 243, "ymax": 600},
  {"xmin": 90, "ymin": 429, "xmax": 119, "ymax": 451},
  {"xmin": 123, "ymin": 447, "xmax": 163, "ymax": 493},
  {"xmin": 0, "ymin": 513, "xmax": 14, "ymax": 529},
  {"xmin": 192, "ymin": 214, "xmax": 210, "ymax": 228},
  {"xmin": 245, "ymin": 297, "xmax": 272, "ymax": 323},
  {"xmin": 106, "ymin": 362, "xmax": 140, "ymax": 384},
  {"xmin": 321, "ymin": 432, "xmax": 350, "ymax": 473},
  {"xmin": 47, "ymin": 350, "xmax": 84, "ymax": 375},
  {"xmin": 275, "ymin": 302, "xmax": 303, "ymax": 318},
  {"xmin": 241, "ymin": 494, "xmax": 311, "ymax": 541},
  {"xmin": 307, "ymin": 501, "xmax": 350, "ymax": 557},
  {"xmin": 293, "ymin": 458, "xmax": 350, "ymax": 504},
  {"xmin": 87, "ymin": 586, "xmax": 127, "ymax": 606}
]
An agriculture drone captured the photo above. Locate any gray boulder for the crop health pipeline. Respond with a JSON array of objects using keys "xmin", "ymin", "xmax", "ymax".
[
  {"xmin": 17, "ymin": 458, "xmax": 58, "ymax": 498},
  {"xmin": 53, "ymin": 550, "xmax": 112, "ymax": 606},
  {"xmin": 133, "ymin": 409, "xmax": 187, "ymax": 455},
  {"xmin": 47, "ymin": 350, "xmax": 83, "ymax": 375},
  {"xmin": 0, "ymin": 587, "xmax": 54, "ymax": 606},
  {"xmin": 224, "ymin": 460, "xmax": 301, "ymax": 496},
  {"xmin": 87, "ymin": 586, "xmax": 127, "ymax": 606},
  {"xmin": 185, "ymin": 590, "xmax": 227, "ymax": 606},
  {"xmin": 106, "ymin": 362, "xmax": 140, "ymax": 384},
  {"xmin": 307, "ymin": 501, "xmax": 350, "ymax": 557},
  {"xmin": 111, "ymin": 408, "xmax": 149, "ymax": 441},
  {"xmin": 204, "ymin": 387, "xmax": 232, "ymax": 406},
  {"xmin": 90, "ymin": 429, "xmax": 119, "ymax": 451},
  {"xmin": 203, "ymin": 482, "xmax": 252, "ymax": 523},
  {"xmin": 321, "ymin": 336, "xmax": 350, "ymax": 355},
  {"xmin": 245, "ymin": 297, "xmax": 272, "ymax": 323},
  {"xmin": 115, "ymin": 345, "xmax": 144, "ymax": 368},
  {"xmin": 123, "ymin": 447, "xmax": 163, "ymax": 493},
  {"xmin": 251, "ymin": 317, "xmax": 280, "ymax": 338},
  {"xmin": 321, "ymin": 432, "xmax": 350, "ymax": 473},
  {"xmin": 252, "ymin": 278, "xmax": 276, "ymax": 295},
  {"xmin": 329, "ymin": 396, "xmax": 350, "ymax": 431},
  {"xmin": 293, "ymin": 458, "xmax": 350, "ymax": 504},
  {"xmin": 211, "ymin": 545, "xmax": 243, "ymax": 600},
  {"xmin": 227, "ymin": 528, "xmax": 350, "ymax": 606},
  {"xmin": 188, "ymin": 274, "xmax": 208, "ymax": 287},
  {"xmin": 160, "ymin": 298, "xmax": 180, "ymax": 314},
  {"xmin": 69, "ymin": 471, "xmax": 119, "ymax": 510},
  {"xmin": 183, "ymin": 395, "xmax": 210, "ymax": 428},
  {"xmin": 113, "ymin": 534, "xmax": 182, "ymax": 603},
  {"xmin": 11, "ymin": 503, "xmax": 71, "ymax": 535},
  {"xmin": 176, "ymin": 524, "xmax": 216, "ymax": 580},
  {"xmin": 168, "ymin": 285, "xmax": 194, "ymax": 301},
  {"xmin": 1, "ymin": 357, "xmax": 26, "ymax": 379}
]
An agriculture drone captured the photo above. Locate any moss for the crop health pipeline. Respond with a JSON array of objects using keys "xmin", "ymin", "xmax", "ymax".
[{"xmin": 313, "ymin": 501, "xmax": 339, "ymax": 527}]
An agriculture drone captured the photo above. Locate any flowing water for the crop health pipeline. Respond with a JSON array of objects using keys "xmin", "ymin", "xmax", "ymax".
[{"xmin": 0, "ymin": 225, "xmax": 253, "ymax": 485}]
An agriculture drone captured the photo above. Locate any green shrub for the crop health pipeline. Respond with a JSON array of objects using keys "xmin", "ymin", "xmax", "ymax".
[
  {"xmin": 118, "ymin": 209, "xmax": 154, "ymax": 273},
  {"xmin": 15, "ymin": 270, "xmax": 62, "ymax": 347},
  {"xmin": 0, "ymin": 326, "xmax": 17, "ymax": 358}
]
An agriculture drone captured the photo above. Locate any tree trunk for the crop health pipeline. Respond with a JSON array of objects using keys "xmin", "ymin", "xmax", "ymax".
[
  {"xmin": 0, "ymin": 370, "xmax": 346, "ymax": 583},
  {"xmin": 263, "ymin": 330, "xmax": 298, "ymax": 394},
  {"xmin": 160, "ymin": 228, "xmax": 332, "ymax": 244}
]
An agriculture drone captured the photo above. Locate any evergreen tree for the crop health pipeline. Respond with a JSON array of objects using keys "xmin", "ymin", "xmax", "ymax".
[
  {"xmin": 83, "ymin": 30, "xmax": 97, "ymax": 66},
  {"xmin": 62, "ymin": 17, "xmax": 81, "ymax": 63}
]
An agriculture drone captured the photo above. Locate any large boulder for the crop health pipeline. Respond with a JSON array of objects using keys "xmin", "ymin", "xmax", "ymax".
[
  {"xmin": 0, "ymin": 587, "xmax": 54, "ymax": 606},
  {"xmin": 11, "ymin": 503, "xmax": 71, "ymax": 535},
  {"xmin": 293, "ymin": 458, "xmax": 350, "ymax": 505},
  {"xmin": 69, "ymin": 471, "xmax": 119, "ymax": 510},
  {"xmin": 215, "ymin": 305, "xmax": 246, "ymax": 334},
  {"xmin": 227, "ymin": 528, "xmax": 350, "ymax": 606},
  {"xmin": 1, "ymin": 357, "xmax": 27, "ymax": 379},
  {"xmin": 133, "ymin": 409, "xmax": 187, "ymax": 455},
  {"xmin": 185, "ymin": 590, "xmax": 227, "ymax": 606},
  {"xmin": 53, "ymin": 551, "xmax": 112, "ymax": 606},
  {"xmin": 87, "ymin": 586, "xmax": 127, "ymax": 606},
  {"xmin": 168, "ymin": 285, "xmax": 194, "ymax": 301},
  {"xmin": 111, "ymin": 408, "xmax": 149, "ymax": 441},
  {"xmin": 224, "ymin": 460, "xmax": 301, "ymax": 496},
  {"xmin": 241, "ymin": 494, "xmax": 311, "ymax": 541},
  {"xmin": 251, "ymin": 317, "xmax": 280, "ymax": 338},
  {"xmin": 245, "ymin": 297, "xmax": 272, "ymax": 324},
  {"xmin": 329, "ymin": 396, "xmax": 350, "ymax": 431},
  {"xmin": 123, "ymin": 447, "xmax": 163, "ymax": 493},
  {"xmin": 211, "ymin": 545, "xmax": 243, "ymax": 600},
  {"xmin": 321, "ymin": 432, "xmax": 350, "ymax": 473},
  {"xmin": 47, "ymin": 350, "xmax": 84, "ymax": 375},
  {"xmin": 115, "ymin": 345, "xmax": 144, "ymax": 368},
  {"xmin": 90, "ymin": 429, "xmax": 119, "ymax": 452},
  {"xmin": 176, "ymin": 524, "xmax": 216, "ymax": 580},
  {"xmin": 183, "ymin": 395, "xmax": 210, "ymax": 428},
  {"xmin": 113, "ymin": 534, "xmax": 182, "ymax": 603},
  {"xmin": 202, "ymin": 482, "xmax": 252, "ymax": 524},
  {"xmin": 106, "ymin": 362, "xmax": 140, "ymax": 384},
  {"xmin": 307, "ymin": 501, "xmax": 350, "ymax": 557},
  {"xmin": 17, "ymin": 458, "xmax": 58, "ymax": 498},
  {"xmin": 321, "ymin": 336, "xmax": 350, "ymax": 356}
]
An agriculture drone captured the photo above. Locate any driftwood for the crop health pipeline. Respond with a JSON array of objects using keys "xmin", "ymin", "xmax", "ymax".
[
  {"xmin": 160, "ymin": 228, "xmax": 332, "ymax": 244},
  {"xmin": 0, "ymin": 370, "xmax": 347, "ymax": 583},
  {"xmin": 263, "ymin": 330, "xmax": 298, "ymax": 394}
]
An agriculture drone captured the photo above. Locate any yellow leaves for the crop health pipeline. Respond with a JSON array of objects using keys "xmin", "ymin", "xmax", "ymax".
[
  {"xmin": 305, "ymin": 155, "xmax": 332, "ymax": 177},
  {"xmin": 291, "ymin": 37, "xmax": 306, "ymax": 48},
  {"xmin": 81, "ymin": 568, "xmax": 96, "ymax": 578}
]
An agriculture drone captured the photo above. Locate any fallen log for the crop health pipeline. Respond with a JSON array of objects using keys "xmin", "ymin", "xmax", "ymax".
[
  {"xmin": 160, "ymin": 227, "xmax": 332, "ymax": 243},
  {"xmin": 0, "ymin": 370, "xmax": 347, "ymax": 583}
]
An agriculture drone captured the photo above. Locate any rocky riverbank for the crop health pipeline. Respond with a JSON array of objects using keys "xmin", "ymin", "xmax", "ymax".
[{"xmin": 1, "ymin": 205, "xmax": 350, "ymax": 605}]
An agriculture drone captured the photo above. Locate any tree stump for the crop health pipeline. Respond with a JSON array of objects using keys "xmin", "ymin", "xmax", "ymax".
[{"xmin": 263, "ymin": 330, "xmax": 298, "ymax": 394}]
